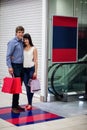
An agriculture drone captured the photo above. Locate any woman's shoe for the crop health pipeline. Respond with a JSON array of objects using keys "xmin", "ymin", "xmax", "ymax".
[{"xmin": 25, "ymin": 105, "xmax": 32, "ymax": 110}]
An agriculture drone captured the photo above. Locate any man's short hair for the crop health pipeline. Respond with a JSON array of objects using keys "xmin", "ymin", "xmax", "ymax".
[{"xmin": 15, "ymin": 26, "xmax": 24, "ymax": 33}]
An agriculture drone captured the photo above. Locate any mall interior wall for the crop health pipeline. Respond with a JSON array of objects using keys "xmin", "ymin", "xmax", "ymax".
[{"xmin": 0, "ymin": 0, "xmax": 48, "ymax": 101}]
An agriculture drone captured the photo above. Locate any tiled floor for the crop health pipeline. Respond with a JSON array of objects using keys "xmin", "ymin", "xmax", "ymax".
[
  {"xmin": 0, "ymin": 105, "xmax": 64, "ymax": 126},
  {"xmin": 0, "ymin": 90, "xmax": 87, "ymax": 130}
]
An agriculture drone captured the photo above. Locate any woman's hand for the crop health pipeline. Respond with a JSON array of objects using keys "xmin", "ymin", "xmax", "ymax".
[{"xmin": 33, "ymin": 72, "xmax": 37, "ymax": 79}]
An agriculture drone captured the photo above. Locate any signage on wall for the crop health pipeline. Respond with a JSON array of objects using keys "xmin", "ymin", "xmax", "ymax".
[{"xmin": 52, "ymin": 16, "xmax": 78, "ymax": 63}]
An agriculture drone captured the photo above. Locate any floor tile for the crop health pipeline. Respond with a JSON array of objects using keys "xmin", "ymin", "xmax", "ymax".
[
  {"xmin": 0, "ymin": 118, "xmax": 15, "ymax": 129},
  {"xmin": 0, "ymin": 91, "xmax": 87, "ymax": 130},
  {"xmin": 0, "ymin": 106, "xmax": 64, "ymax": 127}
]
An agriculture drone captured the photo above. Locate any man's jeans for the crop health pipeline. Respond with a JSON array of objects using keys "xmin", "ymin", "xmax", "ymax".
[{"xmin": 12, "ymin": 63, "xmax": 23, "ymax": 108}]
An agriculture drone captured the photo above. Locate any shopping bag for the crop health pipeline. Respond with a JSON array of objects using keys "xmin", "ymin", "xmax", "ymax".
[
  {"xmin": 29, "ymin": 79, "xmax": 41, "ymax": 93},
  {"xmin": 1, "ymin": 77, "xmax": 22, "ymax": 94},
  {"xmin": 11, "ymin": 77, "xmax": 22, "ymax": 94},
  {"xmin": 1, "ymin": 77, "xmax": 13, "ymax": 93}
]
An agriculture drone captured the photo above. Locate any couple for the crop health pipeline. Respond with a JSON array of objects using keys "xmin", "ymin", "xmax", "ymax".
[{"xmin": 6, "ymin": 26, "xmax": 38, "ymax": 113}]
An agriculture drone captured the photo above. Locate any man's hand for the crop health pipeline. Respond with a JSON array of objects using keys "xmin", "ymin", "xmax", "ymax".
[{"xmin": 8, "ymin": 68, "xmax": 13, "ymax": 75}]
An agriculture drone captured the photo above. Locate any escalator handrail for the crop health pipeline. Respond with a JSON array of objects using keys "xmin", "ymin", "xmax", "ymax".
[
  {"xmin": 51, "ymin": 64, "xmax": 63, "ymax": 98},
  {"xmin": 50, "ymin": 60, "xmax": 87, "ymax": 98}
]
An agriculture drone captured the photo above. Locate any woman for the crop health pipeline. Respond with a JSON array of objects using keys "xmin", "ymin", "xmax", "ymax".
[{"xmin": 23, "ymin": 33, "xmax": 38, "ymax": 110}]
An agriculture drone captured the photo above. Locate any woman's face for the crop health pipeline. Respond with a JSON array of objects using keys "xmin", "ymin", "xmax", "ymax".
[{"xmin": 23, "ymin": 38, "xmax": 29, "ymax": 46}]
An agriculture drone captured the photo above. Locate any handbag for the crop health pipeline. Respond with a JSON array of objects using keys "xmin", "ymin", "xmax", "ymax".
[
  {"xmin": 1, "ymin": 77, "xmax": 22, "ymax": 94},
  {"xmin": 29, "ymin": 79, "xmax": 41, "ymax": 93}
]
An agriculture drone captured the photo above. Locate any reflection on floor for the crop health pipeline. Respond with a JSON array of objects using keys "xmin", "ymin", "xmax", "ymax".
[{"xmin": 0, "ymin": 106, "xmax": 64, "ymax": 126}]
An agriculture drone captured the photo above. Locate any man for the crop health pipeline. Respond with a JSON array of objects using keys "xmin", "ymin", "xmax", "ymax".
[{"xmin": 6, "ymin": 26, "xmax": 25, "ymax": 113}]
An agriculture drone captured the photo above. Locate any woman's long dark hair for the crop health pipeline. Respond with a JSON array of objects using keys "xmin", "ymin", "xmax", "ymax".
[{"xmin": 23, "ymin": 33, "xmax": 34, "ymax": 47}]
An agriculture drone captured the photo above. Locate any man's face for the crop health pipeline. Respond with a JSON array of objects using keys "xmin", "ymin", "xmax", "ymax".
[{"xmin": 16, "ymin": 31, "xmax": 24, "ymax": 40}]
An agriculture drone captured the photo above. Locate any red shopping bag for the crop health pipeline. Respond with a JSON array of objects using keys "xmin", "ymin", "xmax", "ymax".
[
  {"xmin": 1, "ymin": 77, "xmax": 22, "ymax": 94},
  {"xmin": 1, "ymin": 77, "xmax": 13, "ymax": 93},
  {"xmin": 11, "ymin": 77, "xmax": 22, "ymax": 94}
]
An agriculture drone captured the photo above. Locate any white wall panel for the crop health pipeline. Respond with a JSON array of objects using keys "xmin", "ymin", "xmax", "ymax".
[{"xmin": 0, "ymin": 0, "xmax": 42, "ymax": 92}]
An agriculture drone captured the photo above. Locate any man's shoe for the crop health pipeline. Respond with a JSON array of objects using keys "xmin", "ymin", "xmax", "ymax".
[
  {"xmin": 17, "ymin": 105, "xmax": 25, "ymax": 111},
  {"xmin": 11, "ymin": 108, "xmax": 20, "ymax": 114}
]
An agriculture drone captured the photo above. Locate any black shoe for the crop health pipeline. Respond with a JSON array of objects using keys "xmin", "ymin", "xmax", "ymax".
[
  {"xmin": 11, "ymin": 108, "xmax": 20, "ymax": 114},
  {"xmin": 17, "ymin": 105, "xmax": 25, "ymax": 111}
]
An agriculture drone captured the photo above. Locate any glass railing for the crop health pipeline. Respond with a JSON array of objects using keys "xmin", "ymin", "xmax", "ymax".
[{"xmin": 48, "ymin": 55, "xmax": 87, "ymax": 98}]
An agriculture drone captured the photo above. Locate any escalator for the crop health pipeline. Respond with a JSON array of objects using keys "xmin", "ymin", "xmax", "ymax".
[{"xmin": 48, "ymin": 55, "xmax": 87, "ymax": 101}]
